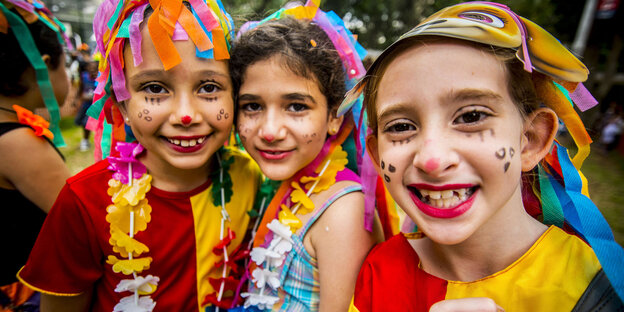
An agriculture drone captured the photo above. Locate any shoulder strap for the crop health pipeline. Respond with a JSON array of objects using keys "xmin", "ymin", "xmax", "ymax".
[
  {"xmin": 0, "ymin": 122, "xmax": 28, "ymax": 137},
  {"xmin": 299, "ymin": 184, "xmax": 362, "ymax": 236},
  {"xmin": 572, "ymin": 268, "xmax": 624, "ymax": 311},
  {"xmin": 0, "ymin": 122, "xmax": 64, "ymax": 160}
]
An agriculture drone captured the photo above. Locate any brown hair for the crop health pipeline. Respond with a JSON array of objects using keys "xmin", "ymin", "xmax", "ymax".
[
  {"xmin": 229, "ymin": 16, "xmax": 346, "ymax": 114},
  {"xmin": 364, "ymin": 37, "xmax": 540, "ymax": 135}
]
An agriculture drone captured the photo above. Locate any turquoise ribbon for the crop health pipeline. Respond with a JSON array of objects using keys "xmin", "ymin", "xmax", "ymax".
[
  {"xmin": 549, "ymin": 142, "xmax": 624, "ymax": 301},
  {"xmin": 538, "ymin": 165, "xmax": 564, "ymax": 228},
  {"xmin": 0, "ymin": 3, "xmax": 65, "ymax": 146}
]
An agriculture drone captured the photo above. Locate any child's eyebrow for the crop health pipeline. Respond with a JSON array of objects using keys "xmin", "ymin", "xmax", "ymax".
[
  {"xmin": 129, "ymin": 69, "xmax": 228, "ymax": 81},
  {"xmin": 196, "ymin": 70, "xmax": 230, "ymax": 80},
  {"xmin": 448, "ymin": 89, "xmax": 503, "ymax": 102},
  {"xmin": 282, "ymin": 93, "xmax": 317, "ymax": 104},
  {"xmin": 128, "ymin": 70, "xmax": 164, "ymax": 81},
  {"xmin": 377, "ymin": 103, "xmax": 415, "ymax": 121},
  {"xmin": 238, "ymin": 94, "xmax": 261, "ymax": 101}
]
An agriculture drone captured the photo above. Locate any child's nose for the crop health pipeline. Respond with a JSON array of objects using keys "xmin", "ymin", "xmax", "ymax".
[
  {"xmin": 258, "ymin": 110, "xmax": 286, "ymax": 143},
  {"xmin": 170, "ymin": 94, "xmax": 203, "ymax": 126},
  {"xmin": 413, "ymin": 138, "xmax": 459, "ymax": 176}
]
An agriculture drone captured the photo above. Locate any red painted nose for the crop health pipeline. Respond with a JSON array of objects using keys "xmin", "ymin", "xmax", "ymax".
[
  {"xmin": 263, "ymin": 134, "xmax": 275, "ymax": 142},
  {"xmin": 181, "ymin": 115, "xmax": 192, "ymax": 125}
]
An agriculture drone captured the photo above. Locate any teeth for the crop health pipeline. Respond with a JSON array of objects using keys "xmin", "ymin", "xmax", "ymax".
[
  {"xmin": 428, "ymin": 190, "xmax": 441, "ymax": 199},
  {"xmin": 441, "ymin": 190, "xmax": 454, "ymax": 199},
  {"xmin": 167, "ymin": 137, "xmax": 205, "ymax": 147},
  {"xmin": 418, "ymin": 187, "xmax": 473, "ymax": 209}
]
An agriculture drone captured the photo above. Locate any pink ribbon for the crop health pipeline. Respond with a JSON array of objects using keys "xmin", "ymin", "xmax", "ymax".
[
  {"xmin": 571, "ymin": 83, "xmax": 599, "ymax": 112},
  {"xmin": 129, "ymin": 3, "xmax": 148, "ymax": 66},
  {"xmin": 110, "ymin": 41, "xmax": 130, "ymax": 101}
]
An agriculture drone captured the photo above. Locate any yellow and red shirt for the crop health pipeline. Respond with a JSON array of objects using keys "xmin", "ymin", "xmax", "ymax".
[
  {"xmin": 350, "ymin": 226, "xmax": 601, "ymax": 312},
  {"xmin": 18, "ymin": 148, "xmax": 261, "ymax": 312}
]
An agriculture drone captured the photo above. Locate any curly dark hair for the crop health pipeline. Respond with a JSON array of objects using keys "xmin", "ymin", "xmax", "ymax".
[
  {"xmin": 0, "ymin": 10, "xmax": 63, "ymax": 96},
  {"xmin": 229, "ymin": 16, "xmax": 346, "ymax": 114}
]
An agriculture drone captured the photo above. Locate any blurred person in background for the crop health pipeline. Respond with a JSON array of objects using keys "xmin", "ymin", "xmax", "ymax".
[
  {"xmin": 0, "ymin": 0, "xmax": 71, "ymax": 310},
  {"xmin": 74, "ymin": 57, "xmax": 98, "ymax": 152}
]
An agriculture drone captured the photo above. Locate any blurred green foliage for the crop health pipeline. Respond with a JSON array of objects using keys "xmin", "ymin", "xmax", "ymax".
[{"xmin": 226, "ymin": 0, "xmax": 586, "ymax": 50}]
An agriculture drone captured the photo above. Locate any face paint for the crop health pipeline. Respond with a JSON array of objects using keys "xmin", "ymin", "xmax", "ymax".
[
  {"xmin": 392, "ymin": 138, "xmax": 412, "ymax": 145},
  {"xmin": 371, "ymin": 41, "xmax": 528, "ymax": 246},
  {"xmin": 424, "ymin": 158, "xmax": 440, "ymax": 173},
  {"xmin": 236, "ymin": 55, "xmax": 335, "ymax": 181},
  {"xmin": 495, "ymin": 148, "xmax": 506, "ymax": 159}
]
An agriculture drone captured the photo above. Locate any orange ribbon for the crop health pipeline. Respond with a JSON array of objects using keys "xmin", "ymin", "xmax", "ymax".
[{"xmin": 12, "ymin": 105, "xmax": 53, "ymax": 139}]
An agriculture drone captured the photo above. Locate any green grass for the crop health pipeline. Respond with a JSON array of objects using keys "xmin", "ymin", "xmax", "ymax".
[
  {"xmin": 58, "ymin": 118, "xmax": 624, "ymax": 246},
  {"xmin": 58, "ymin": 117, "xmax": 96, "ymax": 175}
]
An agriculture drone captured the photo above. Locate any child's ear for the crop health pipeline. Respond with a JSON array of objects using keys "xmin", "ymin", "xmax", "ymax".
[
  {"xmin": 327, "ymin": 110, "xmax": 344, "ymax": 136},
  {"xmin": 520, "ymin": 107, "xmax": 558, "ymax": 171},
  {"xmin": 41, "ymin": 54, "xmax": 52, "ymax": 67},
  {"xmin": 116, "ymin": 101, "xmax": 130, "ymax": 125},
  {"xmin": 366, "ymin": 134, "xmax": 382, "ymax": 173}
]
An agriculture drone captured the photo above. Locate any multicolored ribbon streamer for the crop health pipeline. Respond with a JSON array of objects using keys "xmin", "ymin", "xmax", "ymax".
[{"xmin": 89, "ymin": 0, "xmax": 235, "ymax": 161}]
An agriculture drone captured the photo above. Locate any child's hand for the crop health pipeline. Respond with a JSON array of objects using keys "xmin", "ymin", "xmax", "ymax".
[{"xmin": 429, "ymin": 298, "xmax": 505, "ymax": 312}]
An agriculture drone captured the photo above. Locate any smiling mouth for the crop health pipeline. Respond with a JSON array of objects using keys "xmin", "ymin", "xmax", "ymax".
[
  {"xmin": 166, "ymin": 136, "xmax": 206, "ymax": 147},
  {"xmin": 257, "ymin": 148, "xmax": 295, "ymax": 161},
  {"xmin": 408, "ymin": 186, "xmax": 478, "ymax": 209}
]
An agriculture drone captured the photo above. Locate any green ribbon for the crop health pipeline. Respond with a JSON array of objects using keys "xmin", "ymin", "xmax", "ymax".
[
  {"xmin": 101, "ymin": 119, "xmax": 113, "ymax": 158},
  {"xmin": 0, "ymin": 3, "xmax": 65, "ymax": 146},
  {"xmin": 538, "ymin": 165, "xmax": 564, "ymax": 227}
]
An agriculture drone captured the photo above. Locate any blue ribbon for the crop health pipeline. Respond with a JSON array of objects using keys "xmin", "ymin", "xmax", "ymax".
[{"xmin": 550, "ymin": 142, "xmax": 624, "ymax": 301}]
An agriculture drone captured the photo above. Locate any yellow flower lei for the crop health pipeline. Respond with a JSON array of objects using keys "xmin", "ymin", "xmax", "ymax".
[
  {"xmin": 104, "ymin": 142, "xmax": 159, "ymax": 311},
  {"xmin": 242, "ymin": 146, "xmax": 348, "ymax": 309}
]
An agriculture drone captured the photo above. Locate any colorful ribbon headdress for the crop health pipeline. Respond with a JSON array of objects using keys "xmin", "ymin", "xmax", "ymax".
[
  {"xmin": 0, "ymin": 0, "xmax": 72, "ymax": 146},
  {"xmin": 88, "ymin": 0, "xmax": 235, "ymax": 160},
  {"xmin": 237, "ymin": 0, "xmax": 401, "ymax": 236},
  {"xmin": 338, "ymin": 1, "xmax": 624, "ymax": 302},
  {"xmin": 239, "ymin": 0, "xmax": 367, "ymax": 82}
]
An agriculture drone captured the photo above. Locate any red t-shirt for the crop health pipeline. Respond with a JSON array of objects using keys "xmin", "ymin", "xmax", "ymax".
[
  {"xmin": 19, "ymin": 150, "xmax": 260, "ymax": 311},
  {"xmin": 351, "ymin": 227, "xmax": 601, "ymax": 312}
]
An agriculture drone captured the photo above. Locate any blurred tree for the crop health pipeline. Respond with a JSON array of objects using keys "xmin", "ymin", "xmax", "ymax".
[{"xmin": 227, "ymin": 0, "xmax": 576, "ymax": 50}]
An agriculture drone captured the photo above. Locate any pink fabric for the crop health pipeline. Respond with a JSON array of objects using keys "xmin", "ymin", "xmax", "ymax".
[
  {"xmin": 312, "ymin": 10, "xmax": 365, "ymax": 79},
  {"xmin": 129, "ymin": 3, "xmax": 148, "ymax": 67},
  {"xmin": 171, "ymin": 22, "xmax": 189, "ymax": 41},
  {"xmin": 93, "ymin": 0, "xmax": 115, "ymax": 61},
  {"xmin": 6, "ymin": 0, "xmax": 34, "ymax": 14},
  {"xmin": 571, "ymin": 83, "xmax": 598, "ymax": 112},
  {"xmin": 361, "ymin": 152, "xmax": 377, "ymax": 232},
  {"xmin": 92, "ymin": 109, "xmax": 106, "ymax": 161},
  {"xmin": 109, "ymin": 41, "xmax": 130, "ymax": 101},
  {"xmin": 188, "ymin": 0, "xmax": 219, "ymax": 31}
]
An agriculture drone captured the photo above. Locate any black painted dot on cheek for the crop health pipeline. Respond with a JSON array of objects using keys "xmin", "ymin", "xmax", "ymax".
[
  {"xmin": 384, "ymin": 174, "xmax": 390, "ymax": 182},
  {"xmin": 381, "ymin": 161, "xmax": 385, "ymax": 170},
  {"xmin": 388, "ymin": 164, "xmax": 396, "ymax": 173},
  {"xmin": 495, "ymin": 148, "xmax": 506, "ymax": 159}
]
